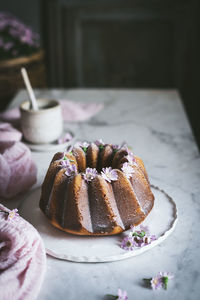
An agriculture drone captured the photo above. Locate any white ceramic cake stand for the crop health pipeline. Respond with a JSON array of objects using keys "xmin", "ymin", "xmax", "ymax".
[{"xmin": 19, "ymin": 185, "xmax": 178, "ymax": 263}]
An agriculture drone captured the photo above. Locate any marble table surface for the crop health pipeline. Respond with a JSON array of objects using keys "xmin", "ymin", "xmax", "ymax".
[{"xmin": 1, "ymin": 89, "xmax": 200, "ymax": 300}]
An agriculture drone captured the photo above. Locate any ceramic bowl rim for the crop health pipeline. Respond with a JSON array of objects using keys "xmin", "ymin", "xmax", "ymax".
[{"xmin": 20, "ymin": 98, "xmax": 61, "ymax": 114}]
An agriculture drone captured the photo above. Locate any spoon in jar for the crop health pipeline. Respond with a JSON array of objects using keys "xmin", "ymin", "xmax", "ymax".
[{"xmin": 21, "ymin": 67, "xmax": 38, "ymax": 111}]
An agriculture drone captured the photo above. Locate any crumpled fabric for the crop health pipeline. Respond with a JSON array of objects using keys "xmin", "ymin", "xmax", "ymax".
[
  {"xmin": 0, "ymin": 204, "xmax": 46, "ymax": 300},
  {"xmin": 0, "ymin": 99, "xmax": 104, "ymax": 125},
  {"xmin": 0, "ymin": 123, "xmax": 37, "ymax": 199}
]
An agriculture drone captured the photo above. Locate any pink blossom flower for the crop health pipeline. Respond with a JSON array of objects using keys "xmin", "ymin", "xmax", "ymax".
[
  {"xmin": 121, "ymin": 236, "xmax": 136, "ymax": 251},
  {"xmin": 144, "ymin": 271, "xmax": 174, "ymax": 290},
  {"xmin": 4, "ymin": 42, "xmax": 13, "ymax": 50},
  {"xmin": 112, "ymin": 144, "xmax": 121, "ymax": 151},
  {"xmin": 7, "ymin": 209, "xmax": 19, "ymax": 221},
  {"xmin": 117, "ymin": 289, "xmax": 128, "ymax": 300},
  {"xmin": 106, "ymin": 288, "xmax": 128, "ymax": 300},
  {"xmin": 158, "ymin": 272, "xmax": 174, "ymax": 280},
  {"xmin": 58, "ymin": 132, "xmax": 73, "ymax": 144},
  {"xmin": 74, "ymin": 141, "xmax": 89, "ymax": 152},
  {"xmin": 150, "ymin": 276, "xmax": 163, "ymax": 290},
  {"xmin": 83, "ymin": 168, "xmax": 98, "ymax": 182},
  {"xmin": 101, "ymin": 167, "xmax": 118, "ymax": 182},
  {"xmin": 138, "ymin": 225, "xmax": 150, "ymax": 235},
  {"xmin": 95, "ymin": 139, "xmax": 104, "ymax": 146},
  {"xmin": 126, "ymin": 152, "xmax": 136, "ymax": 165},
  {"xmin": 60, "ymin": 159, "xmax": 71, "ymax": 168},
  {"xmin": 121, "ymin": 162, "xmax": 134, "ymax": 179},
  {"xmin": 81, "ymin": 141, "xmax": 89, "ymax": 148}
]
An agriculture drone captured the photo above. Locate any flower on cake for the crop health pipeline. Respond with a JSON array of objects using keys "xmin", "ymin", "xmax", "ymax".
[
  {"xmin": 81, "ymin": 142, "xmax": 90, "ymax": 152},
  {"xmin": 150, "ymin": 276, "xmax": 163, "ymax": 290},
  {"xmin": 65, "ymin": 145, "xmax": 73, "ymax": 154},
  {"xmin": 143, "ymin": 271, "xmax": 174, "ymax": 290},
  {"xmin": 126, "ymin": 152, "xmax": 136, "ymax": 165},
  {"xmin": 60, "ymin": 159, "xmax": 71, "ymax": 167},
  {"xmin": 101, "ymin": 167, "xmax": 118, "ymax": 182},
  {"xmin": 74, "ymin": 141, "xmax": 89, "ymax": 152},
  {"xmin": 83, "ymin": 168, "xmax": 98, "ymax": 182},
  {"xmin": 95, "ymin": 139, "xmax": 104, "ymax": 146},
  {"xmin": 112, "ymin": 144, "xmax": 121, "ymax": 153},
  {"xmin": 121, "ymin": 162, "xmax": 134, "ymax": 179},
  {"xmin": 116, "ymin": 289, "xmax": 128, "ymax": 300},
  {"xmin": 95, "ymin": 139, "xmax": 105, "ymax": 150},
  {"xmin": 74, "ymin": 141, "xmax": 89, "ymax": 148},
  {"xmin": 65, "ymin": 164, "xmax": 77, "ymax": 177}
]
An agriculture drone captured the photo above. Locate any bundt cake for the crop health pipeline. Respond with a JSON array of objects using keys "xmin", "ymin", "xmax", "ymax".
[{"xmin": 39, "ymin": 140, "xmax": 154, "ymax": 236}]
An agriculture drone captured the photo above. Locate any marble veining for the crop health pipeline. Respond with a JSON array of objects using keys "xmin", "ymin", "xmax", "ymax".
[{"xmin": 1, "ymin": 89, "xmax": 200, "ymax": 300}]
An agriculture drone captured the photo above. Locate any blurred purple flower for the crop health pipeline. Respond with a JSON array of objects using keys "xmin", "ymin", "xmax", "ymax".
[
  {"xmin": 74, "ymin": 141, "xmax": 89, "ymax": 149},
  {"xmin": 95, "ymin": 139, "xmax": 105, "ymax": 146},
  {"xmin": 0, "ymin": 11, "xmax": 40, "ymax": 59},
  {"xmin": 7, "ymin": 208, "xmax": 19, "ymax": 221},
  {"xmin": 126, "ymin": 152, "xmax": 136, "ymax": 165},
  {"xmin": 58, "ymin": 132, "xmax": 73, "ymax": 144},
  {"xmin": 117, "ymin": 289, "xmax": 128, "ymax": 300},
  {"xmin": 4, "ymin": 42, "xmax": 13, "ymax": 50},
  {"xmin": 158, "ymin": 272, "xmax": 174, "ymax": 280},
  {"xmin": 112, "ymin": 144, "xmax": 119, "ymax": 149}
]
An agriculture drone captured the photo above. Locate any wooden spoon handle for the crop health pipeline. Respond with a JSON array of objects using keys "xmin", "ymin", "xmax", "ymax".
[{"xmin": 21, "ymin": 68, "xmax": 38, "ymax": 111}]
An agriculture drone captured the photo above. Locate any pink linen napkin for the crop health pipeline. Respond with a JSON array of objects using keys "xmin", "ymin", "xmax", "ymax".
[
  {"xmin": 0, "ymin": 99, "xmax": 104, "ymax": 126},
  {"xmin": 0, "ymin": 204, "xmax": 46, "ymax": 300},
  {"xmin": 0, "ymin": 123, "xmax": 37, "ymax": 199},
  {"xmin": 60, "ymin": 100, "xmax": 103, "ymax": 121},
  {"xmin": 0, "ymin": 122, "xmax": 22, "ymax": 151}
]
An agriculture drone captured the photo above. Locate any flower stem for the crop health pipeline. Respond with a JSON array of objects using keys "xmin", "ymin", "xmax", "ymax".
[
  {"xmin": 162, "ymin": 277, "xmax": 168, "ymax": 290},
  {"xmin": 0, "ymin": 210, "xmax": 8, "ymax": 214},
  {"xmin": 106, "ymin": 294, "xmax": 118, "ymax": 299}
]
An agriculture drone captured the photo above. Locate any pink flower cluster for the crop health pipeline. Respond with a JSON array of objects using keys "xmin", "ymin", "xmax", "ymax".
[
  {"xmin": 0, "ymin": 12, "xmax": 40, "ymax": 59},
  {"xmin": 58, "ymin": 132, "xmax": 73, "ymax": 144},
  {"xmin": 121, "ymin": 225, "xmax": 156, "ymax": 251}
]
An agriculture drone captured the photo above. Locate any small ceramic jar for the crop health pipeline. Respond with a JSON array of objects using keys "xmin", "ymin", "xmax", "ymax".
[{"xmin": 20, "ymin": 99, "xmax": 63, "ymax": 144}]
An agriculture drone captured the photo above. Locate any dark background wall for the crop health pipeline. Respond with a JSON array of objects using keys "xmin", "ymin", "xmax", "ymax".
[
  {"xmin": 0, "ymin": 0, "xmax": 199, "ymax": 150},
  {"xmin": 0, "ymin": 0, "xmax": 40, "ymax": 33}
]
